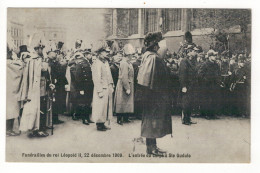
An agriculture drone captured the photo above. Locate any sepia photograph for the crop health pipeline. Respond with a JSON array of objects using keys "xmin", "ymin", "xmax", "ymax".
[{"xmin": 5, "ymin": 7, "xmax": 251, "ymax": 163}]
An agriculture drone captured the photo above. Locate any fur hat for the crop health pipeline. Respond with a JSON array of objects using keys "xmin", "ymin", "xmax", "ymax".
[
  {"xmin": 144, "ymin": 32, "xmax": 163, "ymax": 49},
  {"xmin": 184, "ymin": 31, "xmax": 193, "ymax": 43}
]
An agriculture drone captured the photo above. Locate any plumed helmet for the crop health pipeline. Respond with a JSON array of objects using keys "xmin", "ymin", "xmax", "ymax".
[
  {"xmin": 47, "ymin": 51, "xmax": 57, "ymax": 60},
  {"xmin": 75, "ymin": 39, "xmax": 83, "ymax": 48},
  {"xmin": 144, "ymin": 32, "xmax": 163, "ymax": 49},
  {"xmin": 34, "ymin": 40, "xmax": 45, "ymax": 50},
  {"xmin": 57, "ymin": 41, "xmax": 64, "ymax": 50},
  {"xmin": 184, "ymin": 31, "xmax": 193, "ymax": 43},
  {"xmin": 123, "ymin": 43, "xmax": 135, "ymax": 55},
  {"xmin": 92, "ymin": 41, "xmax": 110, "ymax": 53}
]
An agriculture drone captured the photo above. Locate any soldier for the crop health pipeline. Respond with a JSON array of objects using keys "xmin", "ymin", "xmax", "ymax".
[
  {"xmin": 73, "ymin": 51, "xmax": 94, "ymax": 125},
  {"xmin": 114, "ymin": 44, "xmax": 135, "ymax": 125},
  {"xmin": 179, "ymin": 51, "xmax": 198, "ymax": 125},
  {"xmin": 68, "ymin": 40, "xmax": 84, "ymax": 120},
  {"xmin": 229, "ymin": 54, "xmax": 249, "ymax": 117},
  {"xmin": 91, "ymin": 42, "xmax": 114, "ymax": 131},
  {"xmin": 198, "ymin": 50, "xmax": 223, "ymax": 120},
  {"xmin": 137, "ymin": 32, "xmax": 172, "ymax": 156},
  {"xmin": 178, "ymin": 31, "xmax": 197, "ymax": 57},
  {"xmin": 48, "ymin": 50, "xmax": 68, "ymax": 124}
]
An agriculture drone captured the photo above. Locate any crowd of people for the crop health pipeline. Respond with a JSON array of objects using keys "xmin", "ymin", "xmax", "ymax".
[{"xmin": 6, "ymin": 31, "xmax": 251, "ymax": 156}]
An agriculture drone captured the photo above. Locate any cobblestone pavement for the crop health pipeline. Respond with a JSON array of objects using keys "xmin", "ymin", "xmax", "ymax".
[{"xmin": 6, "ymin": 115, "xmax": 250, "ymax": 163}]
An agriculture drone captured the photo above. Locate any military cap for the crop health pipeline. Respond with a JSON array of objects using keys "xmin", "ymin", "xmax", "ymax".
[
  {"xmin": 123, "ymin": 43, "xmax": 135, "ymax": 55},
  {"xmin": 187, "ymin": 51, "xmax": 197, "ymax": 58},
  {"xmin": 92, "ymin": 41, "xmax": 110, "ymax": 53}
]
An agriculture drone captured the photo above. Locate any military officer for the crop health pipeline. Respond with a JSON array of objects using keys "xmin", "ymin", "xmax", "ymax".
[
  {"xmin": 73, "ymin": 51, "xmax": 94, "ymax": 125},
  {"xmin": 179, "ymin": 51, "xmax": 198, "ymax": 125}
]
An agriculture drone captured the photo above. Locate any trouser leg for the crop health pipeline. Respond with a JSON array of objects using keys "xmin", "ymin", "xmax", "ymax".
[
  {"xmin": 6, "ymin": 119, "xmax": 14, "ymax": 131},
  {"xmin": 146, "ymin": 138, "xmax": 157, "ymax": 153},
  {"xmin": 40, "ymin": 96, "xmax": 47, "ymax": 131}
]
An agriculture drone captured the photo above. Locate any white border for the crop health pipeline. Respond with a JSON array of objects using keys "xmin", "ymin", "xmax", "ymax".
[{"xmin": 1, "ymin": 0, "xmax": 260, "ymax": 173}]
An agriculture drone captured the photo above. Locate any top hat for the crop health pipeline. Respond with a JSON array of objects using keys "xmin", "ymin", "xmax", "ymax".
[{"xmin": 19, "ymin": 45, "xmax": 30, "ymax": 53}]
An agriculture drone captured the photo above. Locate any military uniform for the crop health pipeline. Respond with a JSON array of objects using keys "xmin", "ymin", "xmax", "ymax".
[
  {"xmin": 229, "ymin": 65, "xmax": 248, "ymax": 116},
  {"xmin": 73, "ymin": 57, "xmax": 94, "ymax": 123},
  {"xmin": 50, "ymin": 59, "xmax": 68, "ymax": 123},
  {"xmin": 179, "ymin": 56, "xmax": 197, "ymax": 124}
]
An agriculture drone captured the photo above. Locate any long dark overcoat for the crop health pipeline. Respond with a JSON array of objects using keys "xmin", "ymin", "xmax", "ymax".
[{"xmin": 137, "ymin": 51, "xmax": 172, "ymax": 138}]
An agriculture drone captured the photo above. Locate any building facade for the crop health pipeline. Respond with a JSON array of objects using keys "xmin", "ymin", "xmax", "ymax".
[
  {"xmin": 7, "ymin": 21, "xmax": 24, "ymax": 49},
  {"xmin": 105, "ymin": 9, "xmax": 251, "ymax": 54}
]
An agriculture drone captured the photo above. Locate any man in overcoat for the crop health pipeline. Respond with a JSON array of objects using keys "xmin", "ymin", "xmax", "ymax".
[
  {"xmin": 137, "ymin": 32, "xmax": 172, "ymax": 156},
  {"xmin": 91, "ymin": 42, "xmax": 114, "ymax": 131},
  {"xmin": 114, "ymin": 44, "xmax": 135, "ymax": 125},
  {"xmin": 6, "ymin": 46, "xmax": 24, "ymax": 136},
  {"xmin": 198, "ymin": 50, "xmax": 222, "ymax": 119},
  {"xmin": 19, "ymin": 42, "xmax": 55, "ymax": 137}
]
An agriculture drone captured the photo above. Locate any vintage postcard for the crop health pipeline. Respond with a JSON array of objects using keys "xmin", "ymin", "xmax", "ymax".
[{"xmin": 5, "ymin": 8, "xmax": 251, "ymax": 163}]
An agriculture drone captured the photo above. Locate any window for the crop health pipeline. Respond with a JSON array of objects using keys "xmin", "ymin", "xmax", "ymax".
[
  {"xmin": 129, "ymin": 9, "xmax": 138, "ymax": 35},
  {"xmin": 145, "ymin": 9, "xmax": 159, "ymax": 34},
  {"xmin": 191, "ymin": 9, "xmax": 215, "ymax": 30},
  {"xmin": 162, "ymin": 9, "xmax": 182, "ymax": 32}
]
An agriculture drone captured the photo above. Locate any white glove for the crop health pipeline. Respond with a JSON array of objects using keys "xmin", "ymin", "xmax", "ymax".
[
  {"xmin": 98, "ymin": 92, "xmax": 104, "ymax": 98},
  {"xmin": 49, "ymin": 84, "xmax": 55, "ymax": 90},
  {"xmin": 182, "ymin": 87, "xmax": 187, "ymax": 93},
  {"xmin": 80, "ymin": 91, "xmax": 84, "ymax": 95},
  {"xmin": 126, "ymin": 89, "xmax": 131, "ymax": 95}
]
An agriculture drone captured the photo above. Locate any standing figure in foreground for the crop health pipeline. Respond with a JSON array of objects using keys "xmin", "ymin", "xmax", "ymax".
[
  {"xmin": 6, "ymin": 45, "xmax": 24, "ymax": 136},
  {"xmin": 114, "ymin": 44, "xmax": 135, "ymax": 125},
  {"xmin": 19, "ymin": 42, "xmax": 55, "ymax": 137},
  {"xmin": 91, "ymin": 43, "xmax": 114, "ymax": 131},
  {"xmin": 198, "ymin": 50, "xmax": 222, "ymax": 120},
  {"xmin": 74, "ymin": 51, "xmax": 94, "ymax": 125},
  {"xmin": 137, "ymin": 32, "xmax": 172, "ymax": 156}
]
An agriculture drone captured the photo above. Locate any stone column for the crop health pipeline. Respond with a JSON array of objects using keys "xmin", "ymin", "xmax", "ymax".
[
  {"xmin": 138, "ymin": 9, "xmax": 145, "ymax": 37},
  {"xmin": 112, "ymin": 9, "xmax": 117, "ymax": 37}
]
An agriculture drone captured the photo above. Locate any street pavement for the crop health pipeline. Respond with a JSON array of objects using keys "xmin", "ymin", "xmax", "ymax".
[{"xmin": 6, "ymin": 115, "xmax": 250, "ymax": 163}]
